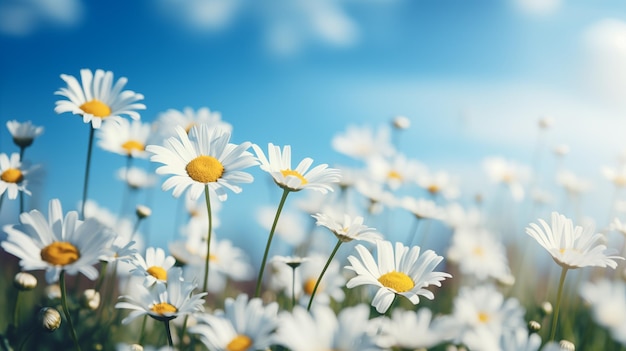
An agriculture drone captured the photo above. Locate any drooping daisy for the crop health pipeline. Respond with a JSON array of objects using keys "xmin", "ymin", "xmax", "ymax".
[
  {"xmin": 115, "ymin": 267, "xmax": 206, "ymax": 324},
  {"xmin": 252, "ymin": 143, "xmax": 341, "ymax": 193},
  {"xmin": 0, "ymin": 152, "xmax": 32, "ymax": 200},
  {"xmin": 345, "ymin": 240, "xmax": 452, "ymax": 313},
  {"xmin": 97, "ymin": 118, "xmax": 152, "ymax": 158},
  {"xmin": 526, "ymin": 211, "xmax": 623, "ymax": 269},
  {"xmin": 54, "ymin": 68, "xmax": 145, "ymax": 129},
  {"xmin": 6, "ymin": 120, "xmax": 44, "ymax": 149},
  {"xmin": 189, "ymin": 294, "xmax": 279, "ymax": 351},
  {"xmin": 312, "ymin": 212, "xmax": 382, "ymax": 243},
  {"xmin": 147, "ymin": 124, "xmax": 258, "ymax": 201},
  {"xmin": 155, "ymin": 106, "xmax": 232, "ymax": 138},
  {"xmin": 373, "ymin": 307, "xmax": 455, "ymax": 350},
  {"xmin": 1, "ymin": 198, "xmax": 114, "ymax": 283},
  {"xmin": 129, "ymin": 247, "xmax": 177, "ymax": 286}
]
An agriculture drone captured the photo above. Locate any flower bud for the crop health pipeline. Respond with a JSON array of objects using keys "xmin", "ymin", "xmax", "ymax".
[
  {"xmin": 528, "ymin": 320, "xmax": 541, "ymax": 332},
  {"xmin": 14, "ymin": 272, "xmax": 37, "ymax": 290},
  {"xmin": 541, "ymin": 301, "xmax": 553, "ymax": 316},
  {"xmin": 130, "ymin": 345, "xmax": 144, "ymax": 351},
  {"xmin": 559, "ymin": 340, "xmax": 575, "ymax": 351},
  {"xmin": 39, "ymin": 307, "xmax": 61, "ymax": 332},
  {"xmin": 136, "ymin": 205, "xmax": 152, "ymax": 219},
  {"xmin": 81, "ymin": 289, "xmax": 101, "ymax": 310},
  {"xmin": 391, "ymin": 115, "xmax": 410, "ymax": 130}
]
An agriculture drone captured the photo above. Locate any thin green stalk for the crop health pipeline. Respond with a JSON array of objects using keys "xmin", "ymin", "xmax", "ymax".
[
  {"xmin": 307, "ymin": 239, "xmax": 342, "ymax": 311},
  {"xmin": 179, "ymin": 315, "xmax": 189, "ymax": 350},
  {"xmin": 550, "ymin": 267, "xmax": 569, "ymax": 341},
  {"xmin": 13, "ymin": 292, "xmax": 22, "ymax": 330},
  {"xmin": 138, "ymin": 315, "xmax": 147, "ymax": 345},
  {"xmin": 255, "ymin": 188, "xmax": 291, "ymax": 298},
  {"xmin": 0, "ymin": 193, "xmax": 5, "ymax": 215},
  {"xmin": 81, "ymin": 125, "xmax": 96, "ymax": 220},
  {"xmin": 60, "ymin": 271, "xmax": 81, "ymax": 351},
  {"xmin": 291, "ymin": 267, "xmax": 297, "ymax": 310},
  {"xmin": 95, "ymin": 261, "xmax": 109, "ymax": 292},
  {"xmin": 19, "ymin": 146, "xmax": 25, "ymax": 214},
  {"xmin": 163, "ymin": 320, "xmax": 174, "ymax": 347},
  {"xmin": 202, "ymin": 185, "xmax": 213, "ymax": 293},
  {"xmin": 118, "ymin": 155, "xmax": 133, "ymax": 219}
]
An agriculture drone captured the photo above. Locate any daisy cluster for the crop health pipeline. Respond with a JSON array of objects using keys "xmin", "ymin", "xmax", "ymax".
[{"xmin": 0, "ymin": 69, "xmax": 625, "ymax": 351}]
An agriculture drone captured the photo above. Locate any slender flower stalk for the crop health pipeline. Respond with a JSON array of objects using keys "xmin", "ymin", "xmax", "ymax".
[
  {"xmin": 60, "ymin": 271, "xmax": 81, "ymax": 351},
  {"xmin": 81, "ymin": 126, "xmax": 95, "ymax": 220},
  {"xmin": 202, "ymin": 184, "xmax": 214, "ymax": 293},
  {"xmin": 550, "ymin": 267, "xmax": 569, "ymax": 341},
  {"xmin": 307, "ymin": 239, "xmax": 342, "ymax": 310},
  {"xmin": 255, "ymin": 188, "xmax": 291, "ymax": 297},
  {"xmin": 163, "ymin": 320, "xmax": 174, "ymax": 347}
]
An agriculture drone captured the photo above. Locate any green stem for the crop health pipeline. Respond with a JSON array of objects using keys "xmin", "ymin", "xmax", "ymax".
[
  {"xmin": 179, "ymin": 315, "xmax": 189, "ymax": 350},
  {"xmin": 138, "ymin": 315, "xmax": 147, "ymax": 345},
  {"xmin": 13, "ymin": 292, "xmax": 21, "ymax": 330},
  {"xmin": 550, "ymin": 267, "xmax": 569, "ymax": 341},
  {"xmin": 81, "ymin": 125, "xmax": 95, "ymax": 220},
  {"xmin": 307, "ymin": 239, "xmax": 342, "ymax": 311},
  {"xmin": 163, "ymin": 320, "xmax": 174, "ymax": 347},
  {"xmin": 202, "ymin": 185, "xmax": 213, "ymax": 293},
  {"xmin": 94, "ymin": 261, "xmax": 108, "ymax": 292},
  {"xmin": 60, "ymin": 271, "xmax": 81, "ymax": 351},
  {"xmin": 291, "ymin": 267, "xmax": 297, "ymax": 310},
  {"xmin": 255, "ymin": 188, "xmax": 291, "ymax": 298}
]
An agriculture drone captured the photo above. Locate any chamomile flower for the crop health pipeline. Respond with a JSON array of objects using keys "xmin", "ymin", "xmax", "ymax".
[
  {"xmin": 312, "ymin": 212, "xmax": 382, "ymax": 243},
  {"xmin": 129, "ymin": 247, "xmax": 177, "ymax": 286},
  {"xmin": 447, "ymin": 227, "xmax": 512, "ymax": 281},
  {"xmin": 155, "ymin": 106, "xmax": 232, "ymax": 137},
  {"xmin": 526, "ymin": 212, "xmax": 623, "ymax": 269},
  {"xmin": 116, "ymin": 167, "xmax": 157, "ymax": 190},
  {"xmin": 0, "ymin": 152, "xmax": 32, "ymax": 199},
  {"xmin": 6, "ymin": 120, "xmax": 44, "ymax": 149},
  {"xmin": 580, "ymin": 279, "xmax": 626, "ymax": 345},
  {"xmin": 189, "ymin": 294, "xmax": 279, "ymax": 351},
  {"xmin": 1, "ymin": 199, "xmax": 114, "ymax": 283},
  {"xmin": 252, "ymin": 143, "xmax": 341, "ymax": 193},
  {"xmin": 399, "ymin": 196, "xmax": 444, "ymax": 220},
  {"xmin": 366, "ymin": 153, "xmax": 425, "ymax": 191},
  {"xmin": 297, "ymin": 253, "xmax": 346, "ymax": 307},
  {"xmin": 54, "ymin": 69, "xmax": 145, "ymax": 129},
  {"xmin": 115, "ymin": 267, "xmax": 206, "ymax": 324},
  {"xmin": 373, "ymin": 308, "xmax": 455, "ymax": 349},
  {"xmin": 97, "ymin": 118, "xmax": 152, "ymax": 158},
  {"xmin": 416, "ymin": 170, "xmax": 460, "ymax": 199},
  {"xmin": 146, "ymin": 124, "xmax": 257, "ymax": 201},
  {"xmin": 483, "ymin": 157, "xmax": 530, "ymax": 202},
  {"xmin": 345, "ymin": 240, "xmax": 452, "ymax": 313},
  {"xmin": 331, "ymin": 124, "xmax": 395, "ymax": 160}
]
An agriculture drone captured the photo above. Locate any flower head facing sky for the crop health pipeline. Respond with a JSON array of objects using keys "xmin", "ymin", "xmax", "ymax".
[
  {"xmin": 97, "ymin": 118, "xmax": 152, "ymax": 158},
  {"xmin": 147, "ymin": 124, "xmax": 258, "ymax": 201},
  {"xmin": 526, "ymin": 211, "xmax": 623, "ymax": 269},
  {"xmin": 252, "ymin": 143, "xmax": 341, "ymax": 193},
  {"xmin": 54, "ymin": 69, "xmax": 146, "ymax": 129},
  {"xmin": 345, "ymin": 240, "xmax": 452, "ymax": 313},
  {"xmin": 1, "ymin": 199, "xmax": 114, "ymax": 283}
]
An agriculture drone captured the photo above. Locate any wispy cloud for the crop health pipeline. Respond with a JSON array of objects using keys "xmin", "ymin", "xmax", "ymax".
[
  {"xmin": 0, "ymin": 0, "xmax": 83, "ymax": 36},
  {"xmin": 513, "ymin": 0, "xmax": 562, "ymax": 16}
]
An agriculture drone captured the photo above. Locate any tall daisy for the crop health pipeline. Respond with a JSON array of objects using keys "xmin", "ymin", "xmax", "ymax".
[
  {"xmin": 155, "ymin": 106, "xmax": 232, "ymax": 138},
  {"xmin": 251, "ymin": 142, "xmax": 341, "ymax": 297},
  {"xmin": 129, "ymin": 247, "xmax": 177, "ymax": 287},
  {"xmin": 54, "ymin": 69, "xmax": 146, "ymax": 219},
  {"xmin": 97, "ymin": 118, "xmax": 152, "ymax": 159},
  {"xmin": 526, "ymin": 211, "xmax": 624, "ymax": 340},
  {"xmin": 147, "ymin": 124, "xmax": 257, "ymax": 292},
  {"xmin": 345, "ymin": 240, "xmax": 451, "ymax": 314}
]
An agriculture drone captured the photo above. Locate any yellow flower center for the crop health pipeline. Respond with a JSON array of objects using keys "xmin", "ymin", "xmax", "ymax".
[
  {"xmin": 1, "ymin": 168, "xmax": 23, "ymax": 184},
  {"xmin": 388, "ymin": 170, "xmax": 402, "ymax": 180},
  {"xmin": 226, "ymin": 335, "xmax": 253, "ymax": 351},
  {"xmin": 303, "ymin": 278, "xmax": 319, "ymax": 295},
  {"xmin": 79, "ymin": 99, "xmax": 111, "ymax": 117},
  {"xmin": 147, "ymin": 266, "xmax": 167, "ymax": 281},
  {"xmin": 427, "ymin": 184, "xmax": 440, "ymax": 194},
  {"xmin": 40, "ymin": 242, "xmax": 80, "ymax": 266},
  {"xmin": 378, "ymin": 271, "xmax": 414, "ymax": 292},
  {"xmin": 186, "ymin": 155, "xmax": 224, "ymax": 183},
  {"xmin": 280, "ymin": 169, "xmax": 308, "ymax": 185},
  {"xmin": 151, "ymin": 302, "xmax": 177, "ymax": 315},
  {"xmin": 121, "ymin": 140, "xmax": 145, "ymax": 154},
  {"xmin": 472, "ymin": 246, "xmax": 484, "ymax": 257},
  {"xmin": 478, "ymin": 311, "xmax": 490, "ymax": 323}
]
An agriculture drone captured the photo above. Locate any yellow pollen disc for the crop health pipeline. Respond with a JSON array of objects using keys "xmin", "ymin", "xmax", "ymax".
[
  {"xmin": 280, "ymin": 169, "xmax": 308, "ymax": 185},
  {"xmin": 40, "ymin": 242, "xmax": 80, "ymax": 266},
  {"xmin": 559, "ymin": 248, "xmax": 566, "ymax": 255},
  {"xmin": 226, "ymin": 335, "xmax": 253, "ymax": 351},
  {"xmin": 303, "ymin": 278, "xmax": 319, "ymax": 295},
  {"xmin": 1, "ymin": 168, "xmax": 23, "ymax": 184},
  {"xmin": 151, "ymin": 302, "xmax": 177, "ymax": 315},
  {"xmin": 472, "ymin": 246, "xmax": 485, "ymax": 257},
  {"xmin": 147, "ymin": 266, "xmax": 167, "ymax": 281},
  {"xmin": 79, "ymin": 99, "xmax": 111, "ymax": 118},
  {"xmin": 186, "ymin": 155, "xmax": 224, "ymax": 183},
  {"xmin": 208, "ymin": 254, "xmax": 218, "ymax": 262},
  {"xmin": 478, "ymin": 312, "xmax": 490, "ymax": 323},
  {"xmin": 378, "ymin": 271, "xmax": 414, "ymax": 293},
  {"xmin": 121, "ymin": 140, "xmax": 145, "ymax": 154},
  {"xmin": 427, "ymin": 184, "xmax": 440, "ymax": 194},
  {"xmin": 388, "ymin": 170, "xmax": 402, "ymax": 180}
]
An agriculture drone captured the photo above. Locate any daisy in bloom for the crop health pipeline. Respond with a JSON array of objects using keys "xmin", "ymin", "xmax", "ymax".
[
  {"xmin": 296, "ymin": 253, "xmax": 346, "ymax": 307},
  {"xmin": 155, "ymin": 106, "xmax": 232, "ymax": 137},
  {"xmin": 366, "ymin": 153, "xmax": 425, "ymax": 191},
  {"xmin": 6, "ymin": 120, "xmax": 44, "ymax": 149},
  {"xmin": 115, "ymin": 267, "xmax": 206, "ymax": 324},
  {"xmin": 556, "ymin": 170, "xmax": 591, "ymax": 196},
  {"xmin": 526, "ymin": 211, "xmax": 623, "ymax": 270},
  {"xmin": 443, "ymin": 202, "xmax": 483, "ymax": 230},
  {"xmin": 602, "ymin": 165, "xmax": 626, "ymax": 188},
  {"xmin": 372, "ymin": 308, "xmax": 455, "ymax": 349},
  {"xmin": 399, "ymin": 196, "xmax": 443, "ymax": 220},
  {"xmin": 311, "ymin": 212, "xmax": 382, "ymax": 243},
  {"xmin": 97, "ymin": 118, "xmax": 152, "ymax": 158},
  {"xmin": 147, "ymin": 124, "xmax": 257, "ymax": 201},
  {"xmin": 483, "ymin": 157, "xmax": 530, "ymax": 202},
  {"xmin": 345, "ymin": 240, "xmax": 452, "ymax": 313},
  {"xmin": 447, "ymin": 227, "xmax": 512, "ymax": 282},
  {"xmin": 331, "ymin": 123, "xmax": 395, "ymax": 160},
  {"xmin": 189, "ymin": 294, "xmax": 279, "ymax": 351},
  {"xmin": 354, "ymin": 178, "xmax": 398, "ymax": 214},
  {"xmin": 580, "ymin": 279, "xmax": 626, "ymax": 345},
  {"xmin": 116, "ymin": 167, "xmax": 157, "ymax": 190},
  {"xmin": 416, "ymin": 170, "xmax": 460, "ymax": 200},
  {"xmin": 252, "ymin": 143, "xmax": 342, "ymax": 193},
  {"xmin": 0, "ymin": 152, "xmax": 32, "ymax": 200},
  {"xmin": 1, "ymin": 198, "xmax": 114, "ymax": 283},
  {"xmin": 129, "ymin": 247, "xmax": 177, "ymax": 286},
  {"xmin": 54, "ymin": 68, "xmax": 145, "ymax": 129}
]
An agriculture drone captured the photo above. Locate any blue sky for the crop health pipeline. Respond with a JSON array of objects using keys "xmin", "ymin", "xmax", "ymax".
[{"xmin": 1, "ymin": 0, "xmax": 626, "ymax": 259}]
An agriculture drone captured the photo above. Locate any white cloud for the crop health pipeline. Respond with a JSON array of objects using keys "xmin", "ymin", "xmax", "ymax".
[
  {"xmin": 514, "ymin": 0, "xmax": 562, "ymax": 16},
  {"xmin": 156, "ymin": 0, "xmax": 241, "ymax": 31},
  {"xmin": 0, "ymin": 0, "xmax": 83, "ymax": 36}
]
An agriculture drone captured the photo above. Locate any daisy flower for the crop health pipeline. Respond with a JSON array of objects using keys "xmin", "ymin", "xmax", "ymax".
[
  {"xmin": 189, "ymin": 294, "xmax": 279, "ymax": 351},
  {"xmin": 129, "ymin": 247, "xmax": 177, "ymax": 286},
  {"xmin": 416, "ymin": 170, "xmax": 460, "ymax": 199},
  {"xmin": 155, "ymin": 106, "xmax": 232, "ymax": 137},
  {"xmin": 556, "ymin": 170, "xmax": 591, "ymax": 196},
  {"xmin": 116, "ymin": 167, "xmax": 157, "ymax": 190},
  {"xmin": 297, "ymin": 253, "xmax": 346, "ymax": 307},
  {"xmin": 580, "ymin": 279, "xmax": 626, "ymax": 345},
  {"xmin": 252, "ymin": 143, "xmax": 341, "ymax": 193},
  {"xmin": 0, "ymin": 152, "xmax": 32, "ymax": 200},
  {"xmin": 373, "ymin": 308, "xmax": 455, "ymax": 349},
  {"xmin": 6, "ymin": 120, "xmax": 44, "ymax": 149},
  {"xmin": 331, "ymin": 124, "xmax": 395, "ymax": 160},
  {"xmin": 399, "ymin": 196, "xmax": 443, "ymax": 220},
  {"xmin": 447, "ymin": 227, "xmax": 512, "ymax": 282},
  {"xmin": 483, "ymin": 157, "xmax": 530, "ymax": 202},
  {"xmin": 1, "ymin": 198, "xmax": 114, "ymax": 283},
  {"xmin": 345, "ymin": 240, "xmax": 452, "ymax": 313},
  {"xmin": 525, "ymin": 211, "xmax": 623, "ymax": 269},
  {"xmin": 602, "ymin": 165, "xmax": 626, "ymax": 188},
  {"xmin": 97, "ymin": 118, "xmax": 152, "ymax": 158},
  {"xmin": 115, "ymin": 267, "xmax": 206, "ymax": 324},
  {"xmin": 147, "ymin": 124, "xmax": 257, "ymax": 201},
  {"xmin": 54, "ymin": 68, "xmax": 145, "ymax": 129},
  {"xmin": 311, "ymin": 212, "xmax": 382, "ymax": 243},
  {"xmin": 366, "ymin": 153, "xmax": 425, "ymax": 191}
]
